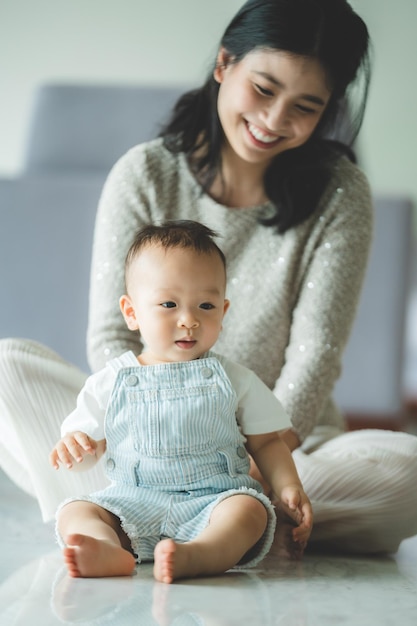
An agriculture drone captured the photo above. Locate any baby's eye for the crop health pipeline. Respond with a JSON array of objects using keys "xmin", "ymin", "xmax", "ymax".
[
  {"xmin": 161, "ymin": 301, "xmax": 176, "ymax": 308},
  {"xmin": 199, "ymin": 302, "xmax": 215, "ymax": 310}
]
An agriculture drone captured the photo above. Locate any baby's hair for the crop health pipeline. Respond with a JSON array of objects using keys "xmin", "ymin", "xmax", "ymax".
[{"xmin": 125, "ymin": 220, "xmax": 226, "ymax": 283}]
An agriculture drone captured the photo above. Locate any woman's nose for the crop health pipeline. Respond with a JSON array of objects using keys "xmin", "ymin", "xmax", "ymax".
[{"xmin": 262, "ymin": 99, "xmax": 290, "ymax": 131}]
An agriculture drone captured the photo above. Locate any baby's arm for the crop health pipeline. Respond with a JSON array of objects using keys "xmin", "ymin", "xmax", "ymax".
[
  {"xmin": 49, "ymin": 432, "xmax": 106, "ymax": 472},
  {"xmin": 50, "ymin": 365, "xmax": 111, "ymax": 472},
  {"xmin": 246, "ymin": 432, "xmax": 313, "ymax": 543}
]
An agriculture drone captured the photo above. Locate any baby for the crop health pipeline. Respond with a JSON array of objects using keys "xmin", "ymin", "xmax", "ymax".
[{"xmin": 50, "ymin": 219, "xmax": 312, "ymax": 583}]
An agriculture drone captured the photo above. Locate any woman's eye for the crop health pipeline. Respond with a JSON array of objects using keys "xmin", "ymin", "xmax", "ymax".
[
  {"xmin": 161, "ymin": 301, "xmax": 176, "ymax": 308},
  {"xmin": 255, "ymin": 83, "xmax": 273, "ymax": 97},
  {"xmin": 295, "ymin": 104, "xmax": 316, "ymax": 115},
  {"xmin": 199, "ymin": 303, "xmax": 215, "ymax": 310}
]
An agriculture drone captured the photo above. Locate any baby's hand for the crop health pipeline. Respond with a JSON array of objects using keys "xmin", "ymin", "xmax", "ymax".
[
  {"xmin": 49, "ymin": 431, "xmax": 97, "ymax": 470},
  {"xmin": 279, "ymin": 484, "xmax": 313, "ymax": 545}
]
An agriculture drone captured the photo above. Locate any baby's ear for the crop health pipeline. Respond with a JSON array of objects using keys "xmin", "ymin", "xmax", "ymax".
[{"xmin": 119, "ymin": 295, "xmax": 139, "ymax": 330}]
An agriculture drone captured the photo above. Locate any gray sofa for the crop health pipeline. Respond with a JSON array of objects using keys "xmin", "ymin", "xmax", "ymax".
[
  {"xmin": 0, "ymin": 83, "xmax": 413, "ymax": 420},
  {"xmin": 0, "ymin": 84, "xmax": 185, "ymax": 372}
]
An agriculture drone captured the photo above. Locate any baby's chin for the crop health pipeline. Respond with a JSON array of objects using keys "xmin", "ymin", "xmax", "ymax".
[{"xmin": 139, "ymin": 347, "xmax": 208, "ymax": 365}]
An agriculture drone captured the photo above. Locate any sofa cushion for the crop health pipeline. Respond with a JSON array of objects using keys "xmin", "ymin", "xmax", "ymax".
[
  {"xmin": 22, "ymin": 84, "xmax": 186, "ymax": 176},
  {"xmin": 0, "ymin": 176, "xmax": 104, "ymax": 372}
]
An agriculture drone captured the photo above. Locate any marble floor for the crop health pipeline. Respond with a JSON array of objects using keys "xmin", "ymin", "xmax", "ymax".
[
  {"xmin": 0, "ymin": 225, "xmax": 415, "ymax": 626},
  {"xmin": 0, "ymin": 469, "xmax": 416, "ymax": 626}
]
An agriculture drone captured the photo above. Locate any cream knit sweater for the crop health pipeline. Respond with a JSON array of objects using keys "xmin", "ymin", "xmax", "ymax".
[{"xmin": 87, "ymin": 138, "xmax": 373, "ymax": 443}]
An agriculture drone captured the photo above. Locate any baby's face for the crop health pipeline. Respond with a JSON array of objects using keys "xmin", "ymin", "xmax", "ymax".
[{"xmin": 120, "ymin": 245, "xmax": 229, "ymax": 365}]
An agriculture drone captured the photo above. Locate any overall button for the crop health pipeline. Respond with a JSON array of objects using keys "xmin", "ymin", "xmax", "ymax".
[
  {"xmin": 106, "ymin": 458, "xmax": 116, "ymax": 470},
  {"xmin": 237, "ymin": 446, "xmax": 247, "ymax": 459},
  {"xmin": 125, "ymin": 374, "xmax": 139, "ymax": 386},
  {"xmin": 201, "ymin": 367, "xmax": 213, "ymax": 379}
]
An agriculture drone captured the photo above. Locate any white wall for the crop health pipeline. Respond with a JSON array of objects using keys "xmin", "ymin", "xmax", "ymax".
[
  {"xmin": 352, "ymin": 0, "xmax": 417, "ymax": 211},
  {"xmin": 1, "ymin": 0, "xmax": 417, "ymax": 213},
  {"xmin": 0, "ymin": 0, "xmax": 241, "ymax": 175}
]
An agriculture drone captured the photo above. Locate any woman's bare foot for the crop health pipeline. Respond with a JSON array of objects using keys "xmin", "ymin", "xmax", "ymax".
[
  {"xmin": 153, "ymin": 539, "xmax": 193, "ymax": 584},
  {"xmin": 270, "ymin": 502, "xmax": 306, "ymax": 560},
  {"xmin": 63, "ymin": 533, "xmax": 136, "ymax": 578}
]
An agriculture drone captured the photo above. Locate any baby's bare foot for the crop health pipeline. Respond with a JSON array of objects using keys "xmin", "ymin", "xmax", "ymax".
[
  {"xmin": 153, "ymin": 539, "xmax": 179, "ymax": 583},
  {"xmin": 154, "ymin": 538, "xmax": 194, "ymax": 584},
  {"xmin": 63, "ymin": 533, "xmax": 136, "ymax": 578}
]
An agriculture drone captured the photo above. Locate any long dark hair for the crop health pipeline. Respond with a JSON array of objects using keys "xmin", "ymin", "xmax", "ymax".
[{"xmin": 160, "ymin": 0, "xmax": 371, "ymax": 233}]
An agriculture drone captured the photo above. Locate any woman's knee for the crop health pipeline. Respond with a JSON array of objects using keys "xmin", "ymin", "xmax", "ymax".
[{"xmin": 0, "ymin": 337, "xmax": 49, "ymax": 361}]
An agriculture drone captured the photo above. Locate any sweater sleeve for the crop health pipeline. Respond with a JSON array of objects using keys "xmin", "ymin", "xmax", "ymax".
[
  {"xmin": 87, "ymin": 144, "xmax": 154, "ymax": 372},
  {"xmin": 272, "ymin": 162, "xmax": 373, "ymax": 442}
]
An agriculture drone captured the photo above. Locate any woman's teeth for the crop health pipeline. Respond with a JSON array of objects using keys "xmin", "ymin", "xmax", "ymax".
[{"xmin": 247, "ymin": 123, "xmax": 278, "ymax": 144}]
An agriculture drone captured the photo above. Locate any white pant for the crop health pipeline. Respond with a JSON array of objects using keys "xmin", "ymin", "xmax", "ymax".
[{"xmin": 1, "ymin": 337, "xmax": 417, "ymax": 554}]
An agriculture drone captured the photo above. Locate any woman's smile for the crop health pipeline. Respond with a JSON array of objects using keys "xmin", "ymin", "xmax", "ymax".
[{"xmin": 245, "ymin": 121, "xmax": 283, "ymax": 147}]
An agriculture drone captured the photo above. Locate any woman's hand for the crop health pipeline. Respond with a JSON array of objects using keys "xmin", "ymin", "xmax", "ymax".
[{"xmin": 49, "ymin": 431, "xmax": 104, "ymax": 470}]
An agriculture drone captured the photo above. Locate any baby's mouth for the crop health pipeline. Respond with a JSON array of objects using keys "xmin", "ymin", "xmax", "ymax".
[{"xmin": 175, "ymin": 339, "xmax": 197, "ymax": 350}]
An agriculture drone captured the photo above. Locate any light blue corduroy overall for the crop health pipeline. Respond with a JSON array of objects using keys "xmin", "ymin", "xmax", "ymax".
[{"xmin": 59, "ymin": 354, "xmax": 276, "ymax": 566}]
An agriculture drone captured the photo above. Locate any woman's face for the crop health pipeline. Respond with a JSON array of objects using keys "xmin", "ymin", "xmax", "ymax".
[{"xmin": 214, "ymin": 48, "xmax": 332, "ymax": 169}]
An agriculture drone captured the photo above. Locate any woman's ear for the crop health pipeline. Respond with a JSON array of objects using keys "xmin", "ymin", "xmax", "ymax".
[
  {"xmin": 119, "ymin": 295, "xmax": 139, "ymax": 331},
  {"xmin": 214, "ymin": 47, "xmax": 231, "ymax": 83}
]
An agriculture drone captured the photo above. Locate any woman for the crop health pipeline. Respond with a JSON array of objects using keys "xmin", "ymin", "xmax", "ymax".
[{"xmin": 1, "ymin": 0, "xmax": 416, "ymax": 554}]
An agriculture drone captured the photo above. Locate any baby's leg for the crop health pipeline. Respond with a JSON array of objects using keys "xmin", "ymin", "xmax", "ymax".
[
  {"xmin": 57, "ymin": 501, "xmax": 136, "ymax": 577},
  {"xmin": 153, "ymin": 494, "xmax": 267, "ymax": 583}
]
